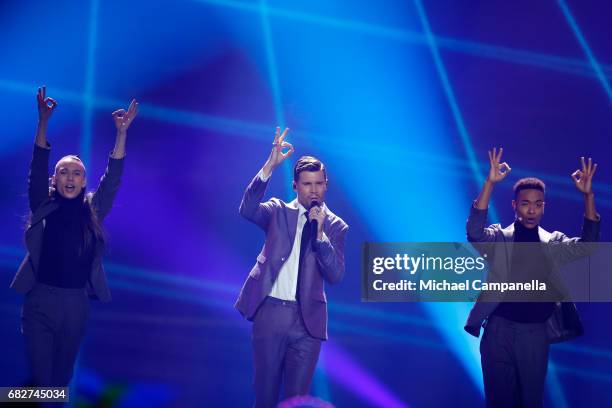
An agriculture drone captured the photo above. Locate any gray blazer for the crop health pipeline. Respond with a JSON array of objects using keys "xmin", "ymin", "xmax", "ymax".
[
  {"xmin": 235, "ymin": 172, "xmax": 349, "ymax": 340},
  {"xmin": 464, "ymin": 204, "xmax": 600, "ymax": 343},
  {"xmin": 10, "ymin": 144, "xmax": 124, "ymax": 302}
]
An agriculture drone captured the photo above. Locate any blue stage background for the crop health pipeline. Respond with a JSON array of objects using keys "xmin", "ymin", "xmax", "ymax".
[{"xmin": 0, "ymin": 1, "xmax": 610, "ymax": 406}]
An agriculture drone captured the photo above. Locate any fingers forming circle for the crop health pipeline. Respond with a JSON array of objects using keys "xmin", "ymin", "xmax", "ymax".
[
  {"xmin": 281, "ymin": 141, "xmax": 294, "ymax": 154},
  {"xmin": 498, "ymin": 162, "xmax": 511, "ymax": 174}
]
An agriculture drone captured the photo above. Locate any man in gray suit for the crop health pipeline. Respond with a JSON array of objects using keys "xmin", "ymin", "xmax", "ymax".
[
  {"xmin": 236, "ymin": 127, "xmax": 348, "ymax": 408},
  {"xmin": 465, "ymin": 147, "xmax": 600, "ymax": 408}
]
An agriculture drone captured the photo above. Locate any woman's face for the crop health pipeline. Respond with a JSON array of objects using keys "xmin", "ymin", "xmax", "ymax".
[{"xmin": 53, "ymin": 158, "xmax": 86, "ymax": 199}]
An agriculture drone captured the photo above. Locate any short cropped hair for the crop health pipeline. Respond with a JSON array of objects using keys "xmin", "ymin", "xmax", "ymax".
[
  {"xmin": 55, "ymin": 155, "xmax": 86, "ymax": 174},
  {"xmin": 293, "ymin": 156, "xmax": 327, "ymax": 182},
  {"xmin": 513, "ymin": 177, "xmax": 545, "ymax": 197}
]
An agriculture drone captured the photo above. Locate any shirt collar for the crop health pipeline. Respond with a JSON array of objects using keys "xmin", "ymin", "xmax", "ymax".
[{"xmin": 298, "ymin": 202, "xmax": 308, "ymax": 217}]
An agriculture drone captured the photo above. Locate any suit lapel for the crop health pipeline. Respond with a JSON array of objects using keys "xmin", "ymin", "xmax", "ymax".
[
  {"xmin": 538, "ymin": 226, "xmax": 552, "ymax": 243},
  {"xmin": 321, "ymin": 203, "xmax": 332, "ymax": 232},
  {"xmin": 501, "ymin": 222, "xmax": 515, "ymax": 241},
  {"xmin": 25, "ymin": 200, "xmax": 58, "ymax": 276},
  {"xmin": 30, "ymin": 200, "xmax": 58, "ymax": 227},
  {"xmin": 285, "ymin": 199, "xmax": 299, "ymax": 246},
  {"xmin": 501, "ymin": 223, "xmax": 515, "ymax": 274}
]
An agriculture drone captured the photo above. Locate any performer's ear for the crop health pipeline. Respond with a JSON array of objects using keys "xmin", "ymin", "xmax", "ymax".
[
  {"xmin": 511, "ymin": 199, "xmax": 517, "ymax": 212},
  {"xmin": 292, "ymin": 180, "xmax": 297, "ymax": 192}
]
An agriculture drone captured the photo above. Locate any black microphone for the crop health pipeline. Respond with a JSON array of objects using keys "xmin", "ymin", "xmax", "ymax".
[{"xmin": 310, "ymin": 201, "xmax": 320, "ymax": 252}]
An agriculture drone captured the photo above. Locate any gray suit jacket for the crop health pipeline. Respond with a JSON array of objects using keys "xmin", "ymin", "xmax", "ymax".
[
  {"xmin": 10, "ymin": 144, "xmax": 124, "ymax": 302},
  {"xmin": 465, "ymin": 204, "xmax": 600, "ymax": 343},
  {"xmin": 235, "ymin": 172, "xmax": 349, "ymax": 340}
]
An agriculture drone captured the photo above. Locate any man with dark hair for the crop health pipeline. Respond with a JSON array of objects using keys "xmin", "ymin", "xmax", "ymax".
[
  {"xmin": 236, "ymin": 127, "xmax": 348, "ymax": 408},
  {"xmin": 513, "ymin": 177, "xmax": 545, "ymax": 196},
  {"xmin": 293, "ymin": 156, "xmax": 327, "ymax": 182},
  {"xmin": 465, "ymin": 148, "xmax": 600, "ymax": 407}
]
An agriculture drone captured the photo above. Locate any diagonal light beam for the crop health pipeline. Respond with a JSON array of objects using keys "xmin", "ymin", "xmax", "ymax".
[
  {"xmin": 192, "ymin": 0, "xmax": 612, "ymax": 82},
  {"xmin": 557, "ymin": 0, "xmax": 612, "ymax": 101},
  {"xmin": 81, "ymin": 0, "xmax": 100, "ymax": 166}
]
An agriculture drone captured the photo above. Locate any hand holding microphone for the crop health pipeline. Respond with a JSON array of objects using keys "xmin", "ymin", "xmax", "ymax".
[{"xmin": 308, "ymin": 201, "xmax": 325, "ymax": 251}]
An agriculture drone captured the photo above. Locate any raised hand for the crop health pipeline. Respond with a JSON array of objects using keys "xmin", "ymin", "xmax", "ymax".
[
  {"xmin": 37, "ymin": 86, "xmax": 58, "ymax": 121},
  {"xmin": 110, "ymin": 99, "xmax": 138, "ymax": 159},
  {"xmin": 571, "ymin": 157, "xmax": 597, "ymax": 195},
  {"xmin": 112, "ymin": 99, "xmax": 139, "ymax": 134},
  {"xmin": 487, "ymin": 147, "xmax": 511, "ymax": 184},
  {"xmin": 265, "ymin": 127, "xmax": 294, "ymax": 170}
]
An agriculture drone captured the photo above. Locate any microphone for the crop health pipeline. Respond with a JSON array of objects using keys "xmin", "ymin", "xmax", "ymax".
[{"xmin": 310, "ymin": 201, "xmax": 320, "ymax": 252}]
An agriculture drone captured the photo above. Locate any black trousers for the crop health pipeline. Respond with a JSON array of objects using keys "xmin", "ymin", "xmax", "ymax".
[
  {"xmin": 21, "ymin": 283, "xmax": 89, "ymax": 387},
  {"xmin": 480, "ymin": 315, "xmax": 549, "ymax": 408},
  {"xmin": 252, "ymin": 296, "xmax": 322, "ymax": 408}
]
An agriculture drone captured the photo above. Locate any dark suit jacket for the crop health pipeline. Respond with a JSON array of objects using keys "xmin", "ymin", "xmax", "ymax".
[
  {"xmin": 235, "ymin": 172, "xmax": 349, "ymax": 340},
  {"xmin": 464, "ymin": 204, "xmax": 600, "ymax": 343},
  {"xmin": 10, "ymin": 143, "xmax": 124, "ymax": 302}
]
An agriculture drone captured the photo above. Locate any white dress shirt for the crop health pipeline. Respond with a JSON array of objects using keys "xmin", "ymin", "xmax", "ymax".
[{"xmin": 259, "ymin": 169, "xmax": 307, "ymax": 301}]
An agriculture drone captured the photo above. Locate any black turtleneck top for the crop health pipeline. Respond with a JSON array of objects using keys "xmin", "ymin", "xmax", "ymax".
[
  {"xmin": 37, "ymin": 190, "xmax": 96, "ymax": 288},
  {"xmin": 492, "ymin": 220, "xmax": 555, "ymax": 323}
]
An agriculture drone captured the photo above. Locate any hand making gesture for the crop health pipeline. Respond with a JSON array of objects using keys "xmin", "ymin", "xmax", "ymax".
[
  {"xmin": 571, "ymin": 157, "xmax": 597, "ymax": 195},
  {"xmin": 262, "ymin": 127, "xmax": 294, "ymax": 177},
  {"xmin": 474, "ymin": 147, "xmax": 511, "ymax": 210},
  {"xmin": 486, "ymin": 147, "xmax": 511, "ymax": 184},
  {"xmin": 36, "ymin": 86, "xmax": 58, "ymax": 122},
  {"xmin": 110, "ymin": 99, "xmax": 139, "ymax": 159},
  {"xmin": 112, "ymin": 99, "xmax": 139, "ymax": 134},
  {"xmin": 34, "ymin": 86, "xmax": 58, "ymax": 147}
]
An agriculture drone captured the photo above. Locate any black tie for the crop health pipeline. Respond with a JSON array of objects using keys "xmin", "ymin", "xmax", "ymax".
[{"xmin": 296, "ymin": 213, "xmax": 311, "ymax": 301}]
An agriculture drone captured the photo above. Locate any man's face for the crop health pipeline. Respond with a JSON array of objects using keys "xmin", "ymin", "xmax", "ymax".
[
  {"xmin": 53, "ymin": 159, "xmax": 86, "ymax": 199},
  {"xmin": 512, "ymin": 189, "xmax": 545, "ymax": 229},
  {"xmin": 293, "ymin": 170, "xmax": 327, "ymax": 208}
]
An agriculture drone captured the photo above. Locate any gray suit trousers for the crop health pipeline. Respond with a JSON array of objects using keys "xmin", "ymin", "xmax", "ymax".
[
  {"xmin": 21, "ymin": 283, "xmax": 89, "ymax": 387},
  {"xmin": 252, "ymin": 296, "xmax": 321, "ymax": 408},
  {"xmin": 481, "ymin": 315, "xmax": 549, "ymax": 408}
]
